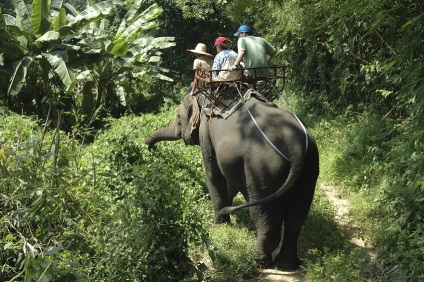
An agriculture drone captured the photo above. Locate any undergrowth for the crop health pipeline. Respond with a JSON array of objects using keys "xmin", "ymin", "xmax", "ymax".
[
  {"xmin": 1, "ymin": 88, "xmax": 422, "ymax": 281},
  {"xmin": 306, "ymin": 104, "xmax": 423, "ymax": 280}
]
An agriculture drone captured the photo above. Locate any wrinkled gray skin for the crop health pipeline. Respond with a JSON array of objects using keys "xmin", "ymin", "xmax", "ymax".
[{"xmin": 145, "ymin": 92, "xmax": 319, "ymax": 270}]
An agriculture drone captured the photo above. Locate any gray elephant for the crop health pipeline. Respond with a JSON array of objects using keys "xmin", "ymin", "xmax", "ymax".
[{"xmin": 145, "ymin": 88, "xmax": 319, "ymax": 270}]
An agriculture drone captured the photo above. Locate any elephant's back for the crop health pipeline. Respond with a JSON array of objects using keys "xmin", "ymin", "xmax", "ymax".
[
  {"xmin": 211, "ymin": 98, "xmax": 305, "ymax": 174},
  {"xmin": 238, "ymin": 98, "xmax": 304, "ymax": 142}
]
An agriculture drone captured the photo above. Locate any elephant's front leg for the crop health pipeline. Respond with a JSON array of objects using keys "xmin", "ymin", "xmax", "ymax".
[
  {"xmin": 204, "ymin": 163, "xmax": 233, "ymax": 224},
  {"xmin": 201, "ymin": 145, "xmax": 232, "ymax": 224}
]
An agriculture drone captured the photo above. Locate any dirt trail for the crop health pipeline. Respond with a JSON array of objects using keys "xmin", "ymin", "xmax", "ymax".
[
  {"xmin": 320, "ymin": 184, "xmax": 375, "ymax": 258},
  {"xmin": 257, "ymin": 183, "xmax": 375, "ymax": 281}
]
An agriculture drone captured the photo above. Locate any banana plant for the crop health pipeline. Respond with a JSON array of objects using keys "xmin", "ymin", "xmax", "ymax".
[
  {"xmin": 68, "ymin": 1, "xmax": 175, "ymax": 118},
  {"xmin": 1, "ymin": 0, "xmax": 175, "ymax": 119}
]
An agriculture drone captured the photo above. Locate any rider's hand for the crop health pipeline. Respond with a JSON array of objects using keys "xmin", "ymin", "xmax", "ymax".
[{"xmin": 229, "ymin": 65, "xmax": 237, "ymax": 71}]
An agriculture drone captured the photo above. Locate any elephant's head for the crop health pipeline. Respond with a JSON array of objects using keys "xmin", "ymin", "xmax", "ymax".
[{"xmin": 145, "ymin": 94, "xmax": 201, "ymax": 150}]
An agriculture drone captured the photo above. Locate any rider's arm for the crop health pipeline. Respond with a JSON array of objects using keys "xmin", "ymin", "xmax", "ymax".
[
  {"xmin": 230, "ymin": 50, "xmax": 245, "ymax": 71},
  {"xmin": 267, "ymin": 50, "xmax": 277, "ymax": 64}
]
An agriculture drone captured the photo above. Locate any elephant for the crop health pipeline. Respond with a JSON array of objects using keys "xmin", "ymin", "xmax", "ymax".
[{"xmin": 145, "ymin": 88, "xmax": 319, "ymax": 270}]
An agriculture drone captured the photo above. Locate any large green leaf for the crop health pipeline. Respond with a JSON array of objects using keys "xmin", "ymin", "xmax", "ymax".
[
  {"xmin": 59, "ymin": 1, "xmax": 114, "ymax": 37},
  {"xmin": 31, "ymin": 0, "xmax": 51, "ymax": 36},
  {"xmin": 132, "ymin": 36, "xmax": 175, "ymax": 49},
  {"xmin": 63, "ymin": 3, "xmax": 79, "ymax": 17},
  {"xmin": 126, "ymin": 37, "xmax": 175, "ymax": 63},
  {"xmin": 44, "ymin": 52, "xmax": 72, "ymax": 90},
  {"xmin": 7, "ymin": 56, "xmax": 33, "ymax": 96},
  {"xmin": 82, "ymin": 80, "xmax": 98, "ymax": 117},
  {"xmin": 0, "ymin": 16, "xmax": 28, "ymax": 58},
  {"xmin": 3, "ymin": 14, "xmax": 16, "ymax": 25},
  {"xmin": 11, "ymin": 0, "xmax": 34, "ymax": 36},
  {"xmin": 36, "ymin": 30, "xmax": 60, "ymax": 42},
  {"xmin": 52, "ymin": 8, "xmax": 66, "ymax": 31},
  {"xmin": 49, "ymin": 0, "xmax": 63, "ymax": 18},
  {"xmin": 110, "ymin": 3, "xmax": 161, "ymax": 57},
  {"xmin": 116, "ymin": 0, "xmax": 145, "ymax": 35}
]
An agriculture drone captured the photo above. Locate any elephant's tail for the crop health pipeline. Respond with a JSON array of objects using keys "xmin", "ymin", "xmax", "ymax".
[{"xmin": 218, "ymin": 165, "xmax": 304, "ymax": 215}]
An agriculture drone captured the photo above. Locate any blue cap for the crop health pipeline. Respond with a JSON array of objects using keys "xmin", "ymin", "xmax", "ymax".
[{"xmin": 234, "ymin": 24, "xmax": 252, "ymax": 36}]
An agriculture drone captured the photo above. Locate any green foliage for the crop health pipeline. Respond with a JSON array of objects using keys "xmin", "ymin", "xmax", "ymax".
[
  {"xmin": 311, "ymin": 108, "xmax": 424, "ymax": 280},
  {"xmin": 318, "ymin": 113, "xmax": 394, "ymax": 193},
  {"xmin": 206, "ymin": 224, "xmax": 257, "ymax": 281},
  {"xmin": 305, "ymin": 248, "xmax": 366, "ymax": 281},
  {"xmin": 368, "ymin": 119, "xmax": 424, "ymax": 281},
  {"xmin": 0, "ymin": 106, "xmax": 210, "ymax": 281},
  {"xmin": 297, "ymin": 182, "xmax": 367, "ymax": 281},
  {"xmin": 1, "ymin": 0, "xmax": 175, "ymax": 127},
  {"xmin": 2, "ymin": 0, "xmax": 424, "ymax": 280},
  {"xmin": 150, "ymin": 0, "xmax": 238, "ymax": 84},
  {"xmin": 0, "ymin": 111, "xmax": 84, "ymax": 281}
]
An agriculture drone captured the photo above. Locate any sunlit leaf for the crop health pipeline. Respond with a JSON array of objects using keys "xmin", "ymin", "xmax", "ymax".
[
  {"xmin": 44, "ymin": 52, "xmax": 72, "ymax": 89},
  {"xmin": 50, "ymin": 0, "xmax": 63, "ymax": 18},
  {"xmin": 116, "ymin": 0, "xmax": 145, "ymax": 35},
  {"xmin": 11, "ymin": 0, "xmax": 33, "ymax": 35},
  {"xmin": 31, "ymin": 0, "xmax": 51, "ymax": 36},
  {"xmin": 7, "ymin": 56, "xmax": 33, "ymax": 96},
  {"xmin": 110, "ymin": 3, "xmax": 161, "ymax": 56},
  {"xmin": 36, "ymin": 30, "xmax": 60, "ymax": 42},
  {"xmin": 52, "ymin": 8, "xmax": 67, "ymax": 31},
  {"xmin": 59, "ymin": 1, "xmax": 114, "ymax": 37},
  {"xmin": 63, "ymin": 3, "xmax": 79, "ymax": 17},
  {"xmin": 3, "ymin": 14, "xmax": 16, "ymax": 25}
]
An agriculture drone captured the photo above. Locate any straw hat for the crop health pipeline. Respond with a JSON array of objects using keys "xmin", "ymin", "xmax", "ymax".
[{"xmin": 187, "ymin": 43, "xmax": 213, "ymax": 57}]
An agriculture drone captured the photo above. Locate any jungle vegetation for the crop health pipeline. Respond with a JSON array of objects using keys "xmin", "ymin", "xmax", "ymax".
[{"xmin": 1, "ymin": 0, "xmax": 422, "ymax": 281}]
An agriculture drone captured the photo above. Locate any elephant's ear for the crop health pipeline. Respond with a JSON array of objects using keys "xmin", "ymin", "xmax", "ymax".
[{"xmin": 189, "ymin": 98, "xmax": 201, "ymax": 134}]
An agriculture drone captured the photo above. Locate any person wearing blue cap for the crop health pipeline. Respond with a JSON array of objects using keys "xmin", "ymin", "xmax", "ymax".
[{"xmin": 229, "ymin": 24, "xmax": 276, "ymax": 77}]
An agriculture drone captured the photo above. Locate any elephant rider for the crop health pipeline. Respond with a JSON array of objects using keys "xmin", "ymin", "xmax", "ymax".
[
  {"xmin": 211, "ymin": 36, "xmax": 241, "ymax": 81},
  {"xmin": 187, "ymin": 43, "xmax": 214, "ymax": 96},
  {"xmin": 229, "ymin": 24, "xmax": 277, "ymax": 78}
]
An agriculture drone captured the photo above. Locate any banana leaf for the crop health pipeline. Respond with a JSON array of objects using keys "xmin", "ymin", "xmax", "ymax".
[{"xmin": 7, "ymin": 56, "xmax": 33, "ymax": 96}]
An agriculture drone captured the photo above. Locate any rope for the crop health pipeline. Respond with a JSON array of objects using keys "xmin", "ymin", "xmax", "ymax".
[{"xmin": 274, "ymin": 88, "xmax": 309, "ymax": 156}]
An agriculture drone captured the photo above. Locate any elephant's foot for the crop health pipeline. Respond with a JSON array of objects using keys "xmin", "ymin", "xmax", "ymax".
[
  {"xmin": 275, "ymin": 256, "xmax": 301, "ymax": 271},
  {"xmin": 214, "ymin": 214, "xmax": 231, "ymax": 225},
  {"xmin": 255, "ymin": 254, "xmax": 273, "ymax": 269}
]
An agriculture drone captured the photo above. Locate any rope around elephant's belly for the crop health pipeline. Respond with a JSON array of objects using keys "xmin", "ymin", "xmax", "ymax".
[{"xmin": 233, "ymin": 82, "xmax": 309, "ymax": 163}]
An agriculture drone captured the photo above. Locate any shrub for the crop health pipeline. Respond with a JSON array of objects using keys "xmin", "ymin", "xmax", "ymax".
[
  {"xmin": 71, "ymin": 113, "xmax": 210, "ymax": 281},
  {"xmin": 0, "ymin": 111, "xmax": 83, "ymax": 281}
]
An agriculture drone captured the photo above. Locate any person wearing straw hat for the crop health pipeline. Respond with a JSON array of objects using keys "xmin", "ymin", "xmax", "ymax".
[
  {"xmin": 211, "ymin": 36, "xmax": 241, "ymax": 81},
  {"xmin": 187, "ymin": 43, "xmax": 214, "ymax": 95},
  {"xmin": 188, "ymin": 43, "xmax": 214, "ymax": 70},
  {"xmin": 229, "ymin": 24, "xmax": 276, "ymax": 77}
]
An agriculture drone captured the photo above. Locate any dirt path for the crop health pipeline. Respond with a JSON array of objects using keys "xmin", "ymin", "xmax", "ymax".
[
  {"xmin": 320, "ymin": 184, "xmax": 375, "ymax": 259},
  {"xmin": 257, "ymin": 183, "xmax": 375, "ymax": 281}
]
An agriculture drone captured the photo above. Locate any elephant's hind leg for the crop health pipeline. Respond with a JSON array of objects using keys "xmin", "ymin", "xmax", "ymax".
[
  {"xmin": 275, "ymin": 219, "xmax": 302, "ymax": 270},
  {"xmin": 251, "ymin": 205, "xmax": 283, "ymax": 268},
  {"xmin": 275, "ymin": 187, "xmax": 314, "ymax": 270}
]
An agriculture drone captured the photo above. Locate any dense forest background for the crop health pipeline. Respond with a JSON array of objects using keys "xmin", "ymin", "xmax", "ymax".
[{"xmin": 1, "ymin": 0, "xmax": 422, "ymax": 281}]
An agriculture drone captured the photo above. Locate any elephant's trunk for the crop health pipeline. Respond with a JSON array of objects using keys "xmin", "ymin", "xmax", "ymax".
[{"xmin": 144, "ymin": 118, "xmax": 181, "ymax": 150}]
